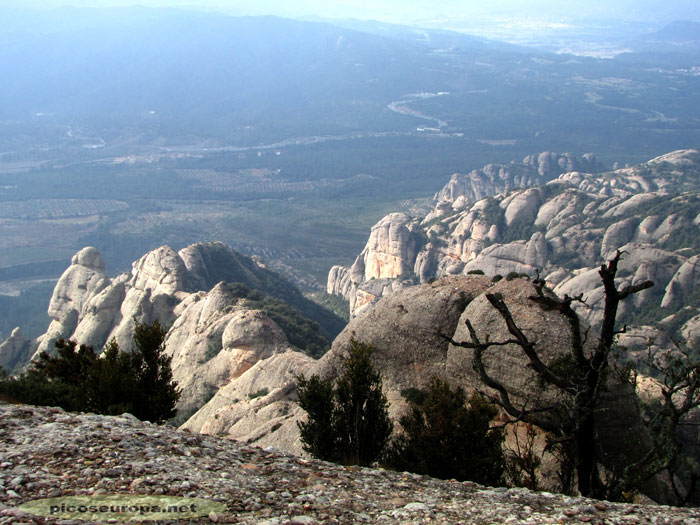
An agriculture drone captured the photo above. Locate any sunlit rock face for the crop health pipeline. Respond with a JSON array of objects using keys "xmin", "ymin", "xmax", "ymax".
[
  {"xmin": 3, "ymin": 242, "xmax": 314, "ymax": 421},
  {"xmin": 165, "ymin": 282, "xmax": 291, "ymax": 416},
  {"xmin": 328, "ymin": 150, "xmax": 700, "ymax": 334},
  {"xmin": 34, "ymin": 246, "xmax": 109, "ymax": 356}
]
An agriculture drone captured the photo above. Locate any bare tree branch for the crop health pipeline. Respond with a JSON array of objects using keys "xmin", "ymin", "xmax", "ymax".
[
  {"xmin": 485, "ymin": 293, "xmax": 574, "ymax": 391},
  {"xmin": 618, "ymin": 281, "xmax": 655, "ymax": 301}
]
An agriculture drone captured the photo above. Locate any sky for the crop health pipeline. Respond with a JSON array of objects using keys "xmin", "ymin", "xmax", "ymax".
[{"xmin": 3, "ymin": 0, "xmax": 699, "ymax": 25}]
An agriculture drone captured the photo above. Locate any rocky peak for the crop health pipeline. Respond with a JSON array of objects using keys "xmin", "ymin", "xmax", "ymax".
[
  {"xmin": 1, "ymin": 241, "xmax": 337, "ymax": 424},
  {"xmin": 128, "ymin": 245, "xmax": 187, "ymax": 296},
  {"xmin": 356, "ymin": 212, "xmax": 422, "ymax": 281},
  {"xmin": 434, "ymin": 151, "xmax": 604, "ymax": 204},
  {"xmin": 329, "ymin": 150, "xmax": 700, "ymax": 328},
  {"xmin": 46, "ymin": 246, "xmax": 108, "ymax": 323},
  {"xmin": 70, "ymin": 245, "xmax": 106, "ymax": 271}
]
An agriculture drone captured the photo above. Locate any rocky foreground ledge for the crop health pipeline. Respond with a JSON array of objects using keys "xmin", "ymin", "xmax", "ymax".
[{"xmin": 1, "ymin": 404, "xmax": 699, "ymax": 524}]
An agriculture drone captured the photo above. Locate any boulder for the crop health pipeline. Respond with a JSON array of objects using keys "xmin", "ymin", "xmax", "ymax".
[
  {"xmin": 183, "ymin": 350, "xmax": 315, "ymax": 455},
  {"xmin": 600, "ymin": 218, "xmax": 638, "ymax": 259},
  {"xmin": 447, "ymin": 278, "xmax": 576, "ymax": 416},
  {"xmin": 503, "ymin": 188, "xmax": 541, "ymax": 227},
  {"xmin": 314, "ymin": 275, "xmax": 492, "ymax": 417},
  {"xmin": 461, "ymin": 232, "xmax": 549, "ymax": 277}
]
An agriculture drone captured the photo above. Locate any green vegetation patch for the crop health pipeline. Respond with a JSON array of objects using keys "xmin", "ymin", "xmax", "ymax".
[{"xmin": 223, "ymin": 282, "xmax": 331, "ymax": 358}]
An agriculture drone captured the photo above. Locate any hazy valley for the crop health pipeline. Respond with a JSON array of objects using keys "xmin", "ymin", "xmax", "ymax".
[{"xmin": 2, "ymin": 9, "xmax": 700, "ymax": 343}]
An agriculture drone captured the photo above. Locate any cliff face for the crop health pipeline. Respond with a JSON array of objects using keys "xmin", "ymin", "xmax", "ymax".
[{"xmin": 328, "ymin": 150, "xmax": 700, "ymax": 341}]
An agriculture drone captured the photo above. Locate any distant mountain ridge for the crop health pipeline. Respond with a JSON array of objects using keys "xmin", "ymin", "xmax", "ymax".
[
  {"xmin": 2, "ymin": 7, "xmax": 698, "ymax": 159},
  {"xmin": 646, "ymin": 21, "xmax": 700, "ymax": 42}
]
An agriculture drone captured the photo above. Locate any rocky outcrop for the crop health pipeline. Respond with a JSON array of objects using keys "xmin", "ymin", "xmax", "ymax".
[
  {"xmin": 188, "ymin": 276, "xmax": 492, "ymax": 450},
  {"xmin": 358, "ymin": 213, "xmax": 423, "ymax": 281},
  {"xmin": 34, "ymin": 247, "xmax": 109, "ymax": 355},
  {"xmin": 434, "ymin": 152, "xmax": 604, "ymax": 203},
  {"xmin": 317, "ymin": 275, "xmax": 492, "ymax": 416},
  {"xmin": 329, "ymin": 150, "xmax": 700, "ymax": 330},
  {"xmin": 462, "ymin": 231, "xmax": 549, "ymax": 277},
  {"xmin": 446, "ymin": 278, "xmax": 576, "ymax": 410},
  {"xmin": 0, "ymin": 328, "xmax": 32, "ymax": 375},
  {"xmin": 446, "ymin": 278, "xmax": 665, "ymax": 503},
  {"xmin": 33, "ymin": 245, "xmax": 187, "ymax": 356},
  {"xmin": 183, "ymin": 350, "xmax": 315, "ymax": 455},
  {"xmin": 327, "ymin": 212, "xmax": 425, "ymax": 316},
  {"xmin": 165, "ymin": 282, "xmax": 291, "ymax": 415},
  {"xmin": 0, "ymin": 242, "xmax": 337, "ymax": 423},
  {"xmin": 199, "ymin": 276, "xmax": 669, "ymax": 502},
  {"xmin": 5, "ymin": 404, "xmax": 700, "ymax": 523},
  {"xmin": 662, "ymin": 255, "xmax": 700, "ymax": 308},
  {"xmin": 682, "ymin": 314, "xmax": 700, "ymax": 346}
]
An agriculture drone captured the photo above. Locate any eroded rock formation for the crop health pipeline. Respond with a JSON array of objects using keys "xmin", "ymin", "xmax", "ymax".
[
  {"xmin": 0, "ymin": 241, "xmax": 335, "ymax": 419},
  {"xmin": 328, "ymin": 150, "xmax": 700, "ymax": 341},
  {"xmin": 190, "ymin": 276, "xmax": 670, "ymax": 503}
]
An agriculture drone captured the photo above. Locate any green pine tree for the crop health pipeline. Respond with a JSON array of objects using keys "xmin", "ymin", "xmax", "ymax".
[
  {"xmin": 0, "ymin": 320, "xmax": 180, "ymax": 424},
  {"xmin": 296, "ymin": 338, "xmax": 392, "ymax": 466},
  {"xmin": 386, "ymin": 377, "xmax": 505, "ymax": 486}
]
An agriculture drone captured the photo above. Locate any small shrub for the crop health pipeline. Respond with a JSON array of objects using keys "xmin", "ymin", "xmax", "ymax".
[
  {"xmin": 248, "ymin": 387, "xmax": 269, "ymax": 399},
  {"xmin": 468, "ymin": 269, "xmax": 485, "ymax": 275},
  {"xmin": 0, "ymin": 320, "xmax": 180, "ymax": 424},
  {"xmin": 400, "ymin": 387, "xmax": 427, "ymax": 406},
  {"xmin": 385, "ymin": 378, "xmax": 504, "ymax": 485}
]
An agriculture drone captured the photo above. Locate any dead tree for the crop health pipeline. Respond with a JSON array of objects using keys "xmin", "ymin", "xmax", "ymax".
[
  {"xmin": 450, "ymin": 252, "xmax": 653, "ymax": 499},
  {"xmin": 631, "ymin": 340, "xmax": 700, "ymax": 505}
]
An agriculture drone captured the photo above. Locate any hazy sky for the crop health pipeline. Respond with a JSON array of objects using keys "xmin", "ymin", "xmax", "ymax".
[{"xmin": 3, "ymin": 0, "xmax": 699, "ymax": 24}]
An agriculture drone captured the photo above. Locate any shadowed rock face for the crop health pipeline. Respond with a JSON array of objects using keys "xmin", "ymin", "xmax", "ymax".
[
  {"xmin": 0, "ymin": 328, "xmax": 33, "ymax": 374},
  {"xmin": 316, "ymin": 275, "xmax": 492, "ymax": 410},
  {"xmin": 327, "ymin": 150, "xmax": 700, "ymax": 343}
]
